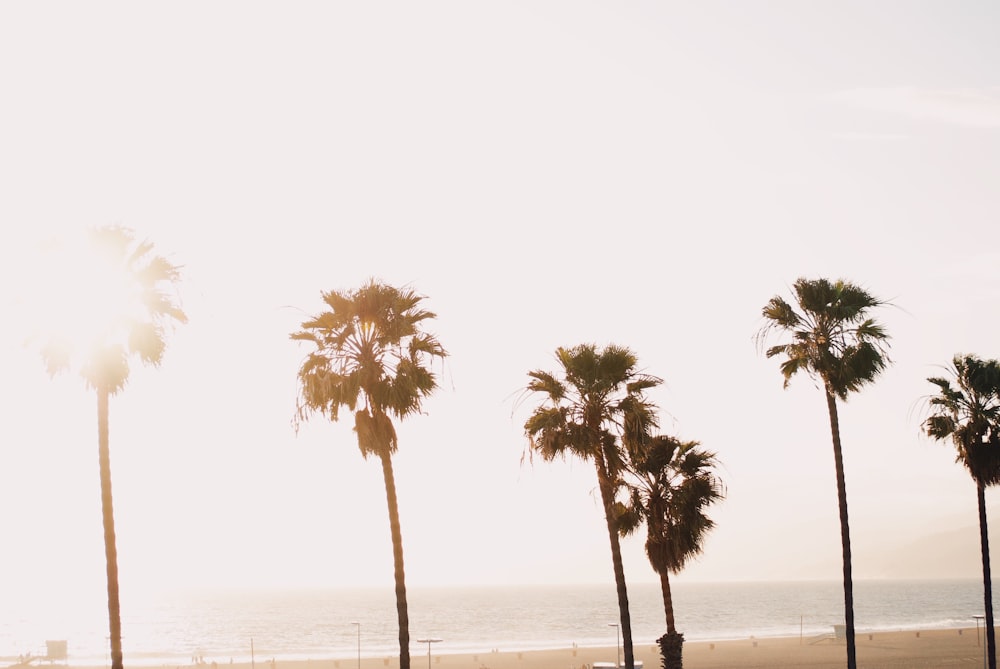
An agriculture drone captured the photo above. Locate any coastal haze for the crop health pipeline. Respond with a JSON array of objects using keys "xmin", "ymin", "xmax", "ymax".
[
  {"xmin": 0, "ymin": 0, "xmax": 999, "ymax": 655},
  {"xmin": 0, "ymin": 581, "xmax": 990, "ymax": 666}
]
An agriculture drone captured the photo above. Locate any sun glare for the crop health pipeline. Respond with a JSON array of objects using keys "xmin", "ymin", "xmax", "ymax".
[{"xmin": 27, "ymin": 231, "xmax": 144, "ymax": 364}]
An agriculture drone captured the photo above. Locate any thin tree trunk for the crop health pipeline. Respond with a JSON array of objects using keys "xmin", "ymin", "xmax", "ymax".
[
  {"xmin": 977, "ymin": 482, "xmax": 997, "ymax": 669},
  {"xmin": 659, "ymin": 569, "xmax": 676, "ymax": 634},
  {"xmin": 824, "ymin": 388, "xmax": 856, "ymax": 669},
  {"xmin": 98, "ymin": 386, "xmax": 124, "ymax": 669},
  {"xmin": 607, "ymin": 523, "xmax": 634, "ymax": 669},
  {"xmin": 595, "ymin": 460, "xmax": 634, "ymax": 669},
  {"xmin": 657, "ymin": 569, "xmax": 684, "ymax": 669},
  {"xmin": 380, "ymin": 453, "xmax": 410, "ymax": 669}
]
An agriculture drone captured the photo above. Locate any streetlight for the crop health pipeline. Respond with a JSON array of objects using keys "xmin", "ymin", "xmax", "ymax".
[
  {"xmin": 974, "ymin": 615, "xmax": 987, "ymax": 669},
  {"xmin": 415, "ymin": 638, "xmax": 442, "ymax": 669},
  {"xmin": 350, "ymin": 622, "xmax": 360, "ymax": 669},
  {"xmin": 608, "ymin": 623, "xmax": 620, "ymax": 668}
]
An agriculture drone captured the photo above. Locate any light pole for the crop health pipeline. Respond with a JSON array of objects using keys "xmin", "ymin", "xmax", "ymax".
[
  {"xmin": 974, "ymin": 614, "xmax": 989, "ymax": 669},
  {"xmin": 415, "ymin": 638, "xmax": 442, "ymax": 669},
  {"xmin": 608, "ymin": 623, "xmax": 620, "ymax": 668},
  {"xmin": 350, "ymin": 622, "xmax": 360, "ymax": 669}
]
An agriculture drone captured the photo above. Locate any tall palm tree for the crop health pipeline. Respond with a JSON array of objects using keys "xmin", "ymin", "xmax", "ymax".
[
  {"xmin": 923, "ymin": 354, "xmax": 1000, "ymax": 669},
  {"xmin": 617, "ymin": 435, "xmax": 724, "ymax": 669},
  {"xmin": 757, "ymin": 277, "xmax": 890, "ymax": 669},
  {"xmin": 35, "ymin": 226, "xmax": 186, "ymax": 669},
  {"xmin": 522, "ymin": 344, "xmax": 660, "ymax": 669},
  {"xmin": 292, "ymin": 279, "xmax": 446, "ymax": 669}
]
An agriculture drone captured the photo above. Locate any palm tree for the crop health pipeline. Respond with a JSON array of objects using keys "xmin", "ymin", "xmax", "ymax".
[
  {"xmin": 617, "ymin": 435, "xmax": 724, "ymax": 669},
  {"xmin": 291, "ymin": 279, "xmax": 447, "ymax": 669},
  {"xmin": 757, "ymin": 277, "xmax": 890, "ymax": 669},
  {"xmin": 522, "ymin": 344, "xmax": 660, "ymax": 669},
  {"xmin": 34, "ymin": 226, "xmax": 186, "ymax": 669},
  {"xmin": 923, "ymin": 354, "xmax": 1000, "ymax": 669}
]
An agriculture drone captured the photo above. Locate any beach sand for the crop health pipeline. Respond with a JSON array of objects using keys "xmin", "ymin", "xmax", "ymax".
[
  {"xmin": 391, "ymin": 628, "xmax": 993, "ymax": 668},
  {"xmin": 38, "ymin": 628, "xmax": 997, "ymax": 669}
]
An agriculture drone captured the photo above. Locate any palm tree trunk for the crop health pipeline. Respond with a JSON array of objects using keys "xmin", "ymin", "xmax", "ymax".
[
  {"xmin": 379, "ymin": 453, "xmax": 410, "ymax": 669},
  {"xmin": 976, "ymin": 482, "xmax": 997, "ymax": 669},
  {"xmin": 98, "ymin": 386, "xmax": 124, "ymax": 669},
  {"xmin": 657, "ymin": 569, "xmax": 684, "ymax": 669},
  {"xmin": 824, "ymin": 388, "xmax": 856, "ymax": 669},
  {"xmin": 659, "ymin": 569, "xmax": 676, "ymax": 634},
  {"xmin": 595, "ymin": 461, "xmax": 634, "ymax": 669}
]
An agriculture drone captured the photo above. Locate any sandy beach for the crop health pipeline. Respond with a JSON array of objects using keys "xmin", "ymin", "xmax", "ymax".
[
  {"xmin": 352, "ymin": 629, "xmax": 992, "ymax": 669},
  {"xmin": 305, "ymin": 628, "xmax": 994, "ymax": 669},
  {"xmin": 34, "ymin": 627, "xmax": 993, "ymax": 669}
]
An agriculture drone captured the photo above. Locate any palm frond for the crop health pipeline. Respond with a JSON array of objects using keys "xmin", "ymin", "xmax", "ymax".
[
  {"xmin": 922, "ymin": 353, "xmax": 1000, "ymax": 487},
  {"xmin": 526, "ymin": 370, "xmax": 566, "ymax": 401},
  {"xmin": 82, "ymin": 345, "xmax": 130, "ymax": 395},
  {"xmin": 354, "ymin": 408, "xmax": 398, "ymax": 458},
  {"xmin": 127, "ymin": 322, "xmax": 166, "ymax": 365},
  {"xmin": 760, "ymin": 296, "xmax": 801, "ymax": 329},
  {"xmin": 615, "ymin": 498, "xmax": 643, "ymax": 538}
]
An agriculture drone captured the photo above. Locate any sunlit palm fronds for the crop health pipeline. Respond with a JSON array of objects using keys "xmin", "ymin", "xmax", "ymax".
[
  {"xmin": 758, "ymin": 277, "xmax": 890, "ymax": 399},
  {"xmin": 292, "ymin": 278, "xmax": 447, "ymax": 458}
]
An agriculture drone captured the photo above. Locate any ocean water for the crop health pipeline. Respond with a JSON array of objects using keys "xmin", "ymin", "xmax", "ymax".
[{"xmin": 0, "ymin": 580, "xmax": 992, "ymax": 667}]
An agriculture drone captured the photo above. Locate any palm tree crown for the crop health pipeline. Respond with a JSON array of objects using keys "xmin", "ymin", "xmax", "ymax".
[
  {"xmin": 37, "ymin": 225, "xmax": 187, "ymax": 391},
  {"xmin": 524, "ymin": 344, "xmax": 660, "ymax": 466},
  {"xmin": 292, "ymin": 279, "xmax": 446, "ymax": 457},
  {"xmin": 759, "ymin": 277, "xmax": 890, "ymax": 397},
  {"xmin": 924, "ymin": 354, "xmax": 1000, "ymax": 485},
  {"xmin": 619, "ymin": 435, "xmax": 724, "ymax": 579}
]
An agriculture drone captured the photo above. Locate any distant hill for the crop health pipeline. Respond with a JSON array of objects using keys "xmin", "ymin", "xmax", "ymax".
[{"xmin": 858, "ymin": 510, "xmax": 999, "ymax": 580}]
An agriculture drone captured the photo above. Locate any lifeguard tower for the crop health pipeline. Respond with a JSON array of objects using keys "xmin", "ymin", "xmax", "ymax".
[{"xmin": 43, "ymin": 642, "xmax": 67, "ymax": 665}]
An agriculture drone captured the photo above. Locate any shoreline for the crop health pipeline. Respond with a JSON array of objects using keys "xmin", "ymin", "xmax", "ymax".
[
  {"xmin": 22, "ymin": 622, "xmax": 987, "ymax": 667},
  {"xmin": 23, "ymin": 627, "xmax": 997, "ymax": 669}
]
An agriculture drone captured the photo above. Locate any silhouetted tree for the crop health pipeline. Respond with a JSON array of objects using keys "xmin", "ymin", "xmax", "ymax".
[
  {"xmin": 523, "ymin": 344, "xmax": 660, "ymax": 669},
  {"xmin": 618, "ymin": 435, "xmax": 724, "ymax": 669},
  {"xmin": 292, "ymin": 280, "xmax": 446, "ymax": 669},
  {"xmin": 758, "ymin": 277, "xmax": 890, "ymax": 669},
  {"xmin": 35, "ymin": 226, "xmax": 186, "ymax": 669},
  {"xmin": 924, "ymin": 354, "xmax": 1000, "ymax": 669}
]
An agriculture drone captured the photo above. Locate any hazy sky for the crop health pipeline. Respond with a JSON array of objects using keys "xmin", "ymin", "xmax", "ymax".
[{"xmin": 2, "ymin": 1, "xmax": 1000, "ymax": 608}]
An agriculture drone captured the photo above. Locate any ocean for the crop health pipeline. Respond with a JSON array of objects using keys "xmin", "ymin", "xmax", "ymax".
[{"xmin": 0, "ymin": 580, "xmax": 992, "ymax": 667}]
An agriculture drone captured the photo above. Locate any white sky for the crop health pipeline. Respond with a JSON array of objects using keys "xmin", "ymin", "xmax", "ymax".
[{"xmin": 1, "ymin": 1, "xmax": 1000, "ymax": 606}]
